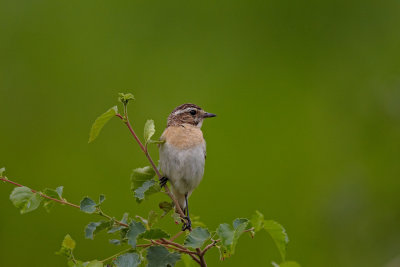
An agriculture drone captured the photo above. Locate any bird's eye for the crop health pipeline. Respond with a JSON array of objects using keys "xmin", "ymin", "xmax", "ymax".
[{"xmin": 190, "ymin": 110, "xmax": 197, "ymax": 115}]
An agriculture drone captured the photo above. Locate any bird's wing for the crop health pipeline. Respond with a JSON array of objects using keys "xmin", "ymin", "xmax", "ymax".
[{"xmin": 203, "ymin": 141, "xmax": 207, "ymax": 160}]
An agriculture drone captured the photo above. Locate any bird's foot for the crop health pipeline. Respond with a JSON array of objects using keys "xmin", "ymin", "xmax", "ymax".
[
  {"xmin": 159, "ymin": 176, "xmax": 168, "ymax": 188},
  {"xmin": 181, "ymin": 216, "xmax": 192, "ymax": 231}
]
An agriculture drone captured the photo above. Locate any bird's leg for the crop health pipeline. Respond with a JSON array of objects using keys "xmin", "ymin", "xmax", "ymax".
[
  {"xmin": 182, "ymin": 193, "xmax": 192, "ymax": 231},
  {"xmin": 159, "ymin": 176, "xmax": 168, "ymax": 188}
]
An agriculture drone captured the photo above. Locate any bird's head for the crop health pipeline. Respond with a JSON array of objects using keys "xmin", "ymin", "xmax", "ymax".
[{"xmin": 167, "ymin": 103, "xmax": 216, "ymax": 127}]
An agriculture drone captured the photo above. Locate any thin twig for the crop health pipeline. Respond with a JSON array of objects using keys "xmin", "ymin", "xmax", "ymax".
[
  {"xmin": 170, "ymin": 231, "xmax": 184, "ymax": 241},
  {"xmin": 101, "ymin": 248, "xmax": 132, "ymax": 263},
  {"xmin": 201, "ymin": 240, "xmax": 220, "ymax": 256},
  {"xmin": 0, "ymin": 177, "xmax": 129, "ymax": 228}
]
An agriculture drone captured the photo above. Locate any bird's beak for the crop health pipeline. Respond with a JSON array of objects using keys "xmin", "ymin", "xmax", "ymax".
[{"xmin": 203, "ymin": 112, "xmax": 217, "ymax": 118}]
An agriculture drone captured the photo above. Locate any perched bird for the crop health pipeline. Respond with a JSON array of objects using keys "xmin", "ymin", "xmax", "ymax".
[{"xmin": 159, "ymin": 103, "xmax": 216, "ymax": 230}]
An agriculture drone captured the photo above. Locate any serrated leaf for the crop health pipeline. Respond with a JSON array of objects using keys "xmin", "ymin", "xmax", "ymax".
[
  {"xmin": 159, "ymin": 201, "xmax": 173, "ymax": 216},
  {"xmin": 134, "ymin": 180, "xmax": 156, "ymax": 201},
  {"xmin": 88, "ymin": 106, "xmax": 118, "ymax": 143},
  {"xmin": 85, "ymin": 221, "xmax": 113, "ymax": 239},
  {"xmin": 57, "ymin": 234, "xmax": 76, "ymax": 258},
  {"xmin": 144, "ymin": 120, "xmax": 155, "ymax": 144},
  {"xmin": 184, "ymin": 227, "xmax": 210, "ymax": 249},
  {"xmin": 139, "ymin": 229, "xmax": 170, "ymax": 239},
  {"xmin": 118, "ymin": 93, "xmax": 135, "ymax": 104},
  {"xmin": 62, "ymin": 234, "xmax": 76, "ymax": 250},
  {"xmin": 251, "ymin": 210, "xmax": 265, "ymax": 232},
  {"xmin": 108, "ymin": 213, "xmax": 129, "ymax": 233},
  {"xmin": 0, "ymin": 167, "xmax": 5, "ymax": 176},
  {"xmin": 181, "ymin": 254, "xmax": 195, "ymax": 267},
  {"xmin": 272, "ymin": 261, "xmax": 301, "ymax": 267},
  {"xmin": 80, "ymin": 197, "xmax": 97, "ymax": 213},
  {"xmin": 131, "ymin": 166, "xmax": 160, "ymax": 203},
  {"xmin": 146, "ymin": 246, "xmax": 181, "ymax": 267},
  {"xmin": 264, "ymin": 220, "xmax": 289, "ymax": 261},
  {"xmin": 86, "ymin": 260, "xmax": 103, "ymax": 267},
  {"xmin": 114, "ymin": 253, "xmax": 141, "ymax": 267},
  {"xmin": 216, "ymin": 218, "xmax": 249, "ymax": 258},
  {"xmin": 127, "ymin": 221, "xmax": 146, "ymax": 248},
  {"xmin": 9, "ymin": 187, "xmax": 42, "ymax": 214}
]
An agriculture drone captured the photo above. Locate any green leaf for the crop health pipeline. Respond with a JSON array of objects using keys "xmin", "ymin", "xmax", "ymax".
[
  {"xmin": 118, "ymin": 93, "xmax": 135, "ymax": 105},
  {"xmin": 251, "ymin": 210, "xmax": 264, "ymax": 232},
  {"xmin": 131, "ymin": 166, "xmax": 160, "ymax": 203},
  {"xmin": 140, "ymin": 228, "xmax": 170, "ymax": 239},
  {"xmin": 80, "ymin": 197, "xmax": 97, "ymax": 213},
  {"xmin": 86, "ymin": 260, "xmax": 103, "ymax": 267},
  {"xmin": 88, "ymin": 106, "xmax": 118, "ymax": 143},
  {"xmin": 127, "ymin": 221, "xmax": 146, "ymax": 248},
  {"xmin": 62, "ymin": 234, "xmax": 76, "ymax": 250},
  {"xmin": 9, "ymin": 187, "xmax": 42, "ymax": 214},
  {"xmin": 0, "ymin": 167, "xmax": 5, "ymax": 176},
  {"xmin": 134, "ymin": 180, "xmax": 156, "ymax": 201},
  {"xmin": 108, "ymin": 213, "xmax": 129, "ymax": 233},
  {"xmin": 184, "ymin": 227, "xmax": 210, "ymax": 249},
  {"xmin": 144, "ymin": 120, "xmax": 156, "ymax": 144},
  {"xmin": 272, "ymin": 261, "xmax": 301, "ymax": 267},
  {"xmin": 114, "ymin": 253, "xmax": 141, "ymax": 267},
  {"xmin": 216, "ymin": 218, "xmax": 249, "ymax": 258},
  {"xmin": 159, "ymin": 201, "xmax": 173, "ymax": 216},
  {"xmin": 85, "ymin": 221, "xmax": 113, "ymax": 239},
  {"xmin": 57, "ymin": 234, "xmax": 76, "ymax": 258},
  {"xmin": 146, "ymin": 246, "xmax": 181, "ymax": 267},
  {"xmin": 181, "ymin": 254, "xmax": 195, "ymax": 267},
  {"xmin": 264, "ymin": 220, "xmax": 289, "ymax": 261}
]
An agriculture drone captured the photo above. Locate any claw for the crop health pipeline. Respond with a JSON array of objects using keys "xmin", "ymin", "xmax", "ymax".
[
  {"xmin": 160, "ymin": 176, "xmax": 168, "ymax": 188},
  {"xmin": 181, "ymin": 216, "xmax": 192, "ymax": 231}
]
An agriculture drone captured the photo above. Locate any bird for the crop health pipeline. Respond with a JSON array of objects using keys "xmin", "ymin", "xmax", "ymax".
[{"xmin": 158, "ymin": 103, "xmax": 216, "ymax": 231}]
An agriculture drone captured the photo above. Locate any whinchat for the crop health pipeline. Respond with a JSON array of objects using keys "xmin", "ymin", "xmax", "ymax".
[{"xmin": 159, "ymin": 104, "xmax": 216, "ymax": 230}]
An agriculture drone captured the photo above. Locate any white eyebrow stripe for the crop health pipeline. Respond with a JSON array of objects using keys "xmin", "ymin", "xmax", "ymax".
[{"xmin": 173, "ymin": 107, "xmax": 193, "ymax": 116}]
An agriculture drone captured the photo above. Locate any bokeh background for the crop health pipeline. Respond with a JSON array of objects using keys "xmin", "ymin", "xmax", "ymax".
[{"xmin": 1, "ymin": 0, "xmax": 400, "ymax": 266}]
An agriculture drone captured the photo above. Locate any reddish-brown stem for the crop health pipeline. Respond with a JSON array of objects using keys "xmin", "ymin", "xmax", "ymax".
[
  {"xmin": 170, "ymin": 231, "xmax": 184, "ymax": 241},
  {"xmin": 201, "ymin": 240, "xmax": 220, "ymax": 256},
  {"xmin": 0, "ymin": 177, "xmax": 129, "ymax": 228},
  {"xmin": 115, "ymin": 113, "xmax": 186, "ymax": 219},
  {"xmin": 196, "ymin": 248, "xmax": 207, "ymax": 267},
  {"xmin": 0, "ymin": 177, "xmax": 80, "ymax": 209}
]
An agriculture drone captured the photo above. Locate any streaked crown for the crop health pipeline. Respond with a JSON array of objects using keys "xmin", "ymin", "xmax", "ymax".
[{"xmin": 167, "ymin": 103, "xmax": 216, "ymax": 127}]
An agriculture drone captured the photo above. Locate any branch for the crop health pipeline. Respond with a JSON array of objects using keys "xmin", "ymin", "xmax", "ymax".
[
  {"xmin": 196, "ymin": 248, "xmax": 207, "ymax": 267},
  {"xmin": 115, "ymin": 113, "xmax": 186, "ymax": 219},
  {"xmin": 201, "ymin": 239, "xmax": 220, "ymax": 256},
  {"xmin": 0, "ymin": 177, "xmax": 129, "ymax": 228}
]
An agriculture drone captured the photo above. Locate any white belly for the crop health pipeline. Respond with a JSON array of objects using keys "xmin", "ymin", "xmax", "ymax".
[{"xmin": 159, "ymin": 142, "xmax": 206, "ymax": 196}]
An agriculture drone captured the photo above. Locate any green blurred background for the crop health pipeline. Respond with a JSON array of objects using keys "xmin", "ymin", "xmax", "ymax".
[{"xmin": 1, "ymin": 0, "xmax": 400, "ymax": 266}]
